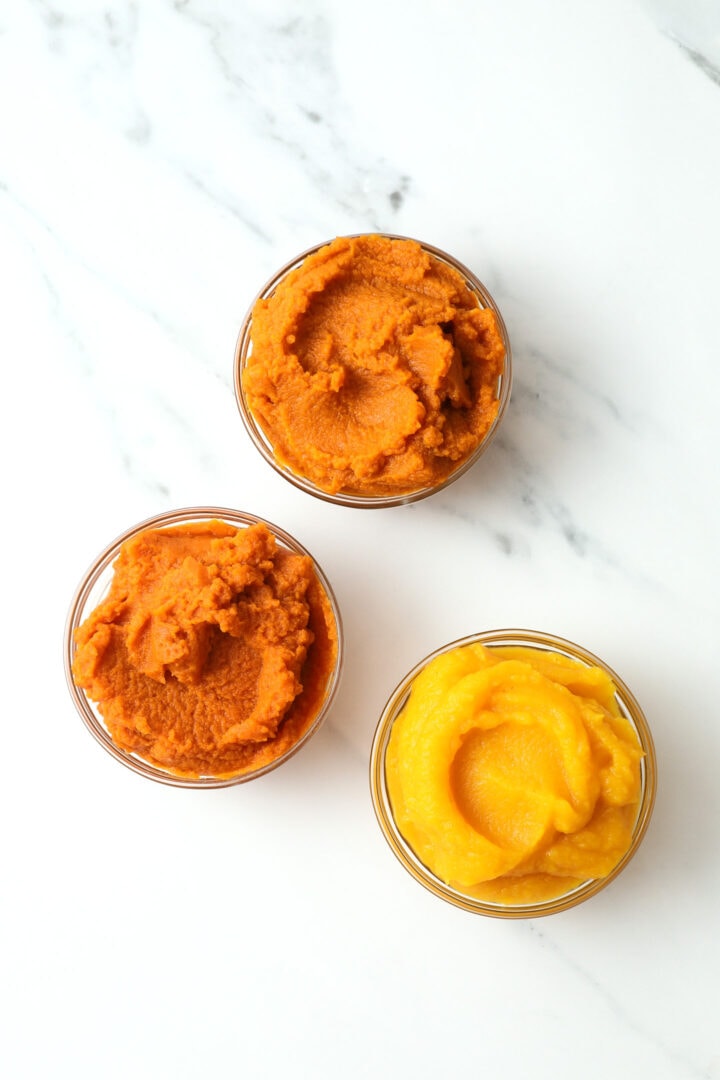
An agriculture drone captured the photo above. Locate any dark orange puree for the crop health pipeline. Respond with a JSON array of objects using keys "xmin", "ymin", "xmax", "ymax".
[
  {"xmin": 72, "ymin": 521, "xmax": 338, "ymax": 778},
  {"xmin": 244, "ymin": 234, "xmax": 506, "ymax": 496}
]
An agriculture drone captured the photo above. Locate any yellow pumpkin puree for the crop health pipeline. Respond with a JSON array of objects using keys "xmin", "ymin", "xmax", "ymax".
[
  {"xmin": 72, "ymin": 521, "xmax": 338, "ymax": 778},
  {"xmin": 386, "ymin": 644, "xmax": 644, "ymax": 903},
  {"xmin": 243, "ymin": 234, "xmax": 506, "ymax": 496}
]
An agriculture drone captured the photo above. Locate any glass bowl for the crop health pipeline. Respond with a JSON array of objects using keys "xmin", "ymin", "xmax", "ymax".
[
  {"xmin": 64, "ymin": 507, "xmax": 343, "ymax": 788},
  {"xmin": 234, "ymin": 234, "xmax": 512, "ymax": 508},
  {"xmin": 370, "ymin": 629, "xmax": 657, "ymax": 918}
]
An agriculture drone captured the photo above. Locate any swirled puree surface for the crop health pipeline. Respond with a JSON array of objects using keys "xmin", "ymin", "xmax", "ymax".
[
  {"xmin": 72, "ymin": 521, "xmax": 338, "ymax": 778},
  {"xmin": 386, "ymin": 644, "xmax": 644, "ymax": 903},
  {"xmin": 243, "ymin": 235, "xmax": 505, "ymax": 496}
]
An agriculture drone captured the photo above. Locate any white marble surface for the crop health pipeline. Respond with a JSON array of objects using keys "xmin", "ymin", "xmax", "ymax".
[{"xmin": 2, "ymin": 0, "xmax": 719, "ymax": 1076}]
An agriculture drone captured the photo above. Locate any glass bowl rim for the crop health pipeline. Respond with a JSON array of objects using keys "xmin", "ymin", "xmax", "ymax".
[
  {"xmin": 369, "ymin": 628, "xmax": 657, "ymax": 918},
  {"xmin": 64, "ymin": 505, "xmax": 344, "ymax": 789},
  {"xmin": 233, "ymin": 232, "xmax": 513, "ymax": 509}
]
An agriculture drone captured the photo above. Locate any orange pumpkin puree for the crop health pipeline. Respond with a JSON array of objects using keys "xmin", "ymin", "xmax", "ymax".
[
  {"xmin": 386, "ymin": 644, "xmax": 644, "ymax": 903},
  {"xmin": 72, "ymin": 521, "xmax": 338, "ymax": 778},
  {"xmin": 243, "ymin": 234, "xmax": 506, "ymax": 496}
]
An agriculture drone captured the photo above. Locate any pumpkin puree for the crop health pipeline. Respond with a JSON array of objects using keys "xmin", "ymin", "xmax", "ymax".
[
  {"xmin": 386, "ymin": 644, "xmax": 644, "ymax": 903},
  {"xmin": 72, "ymin": 521, "xmax": 338, "ymax": 778},
  {"xmin": 243, "ymin": 234, "xmax": 505, "ymax": 496}
]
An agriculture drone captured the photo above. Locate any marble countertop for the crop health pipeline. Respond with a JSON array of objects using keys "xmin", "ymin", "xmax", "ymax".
[{"xmin": 2, "ymin": 1, "xmax": 719, "ymax": 1077}]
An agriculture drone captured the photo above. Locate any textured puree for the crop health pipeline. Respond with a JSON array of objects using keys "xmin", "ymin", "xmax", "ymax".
[
  {"xmin": 243, "ymin": 234, "xmax": 505, "ymax": 496},
  {"xmin": 386, "ymin": 644, "xmax": 644, "ymax": 903},
  {"xmin": 72, "ymin": 521, "xmax": 338, "ymax": 778}
]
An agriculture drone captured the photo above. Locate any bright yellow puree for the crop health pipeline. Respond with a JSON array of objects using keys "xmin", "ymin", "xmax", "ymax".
[{"xmin": 386, "ymin": 643, "xmax": 644, "ymax": 903}]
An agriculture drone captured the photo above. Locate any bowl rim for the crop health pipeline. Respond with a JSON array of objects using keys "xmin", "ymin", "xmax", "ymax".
[
  {"xmin": 233, "ymin": 233, "xmax": 513, "ymax": 509},
  {"xmin": 64, "ymin": 505, "xmax": 344, "ymax": 789},
  {"xmin": 369, "ymin": 628, "xmax": 657, "ymax": 918}
]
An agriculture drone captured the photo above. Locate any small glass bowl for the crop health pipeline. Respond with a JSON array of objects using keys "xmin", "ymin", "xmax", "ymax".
[
  {"xmin": 64, "ymin": 507, "xmax": 343, "ymax": 789},
  {"xmin": 234, "ymin": 234, "xmax": 512, "ymax": 508},
  {"xmin": 370, "ymin": 629, "xmax": 657, "ymax": 918}
]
